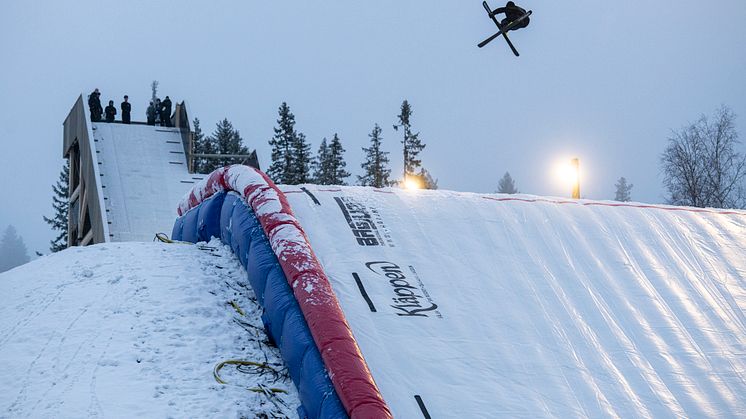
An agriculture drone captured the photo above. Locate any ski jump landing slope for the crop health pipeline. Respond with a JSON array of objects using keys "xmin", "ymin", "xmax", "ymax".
[
  {"xmin": 174, "ymin": 166, "xmax": 746, "ymax": 418},
  {"xmin": 92, "ymin": 123, "xmax": 204, "ymax": 241}
]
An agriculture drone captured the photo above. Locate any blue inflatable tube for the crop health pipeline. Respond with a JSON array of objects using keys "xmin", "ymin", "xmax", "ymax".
[{"xmin": 172, "ymin": 191, "xmax": 347, "ymax": 419}]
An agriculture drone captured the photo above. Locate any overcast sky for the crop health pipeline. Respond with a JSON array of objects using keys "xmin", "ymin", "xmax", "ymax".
[{"xmin": 1, "ymin": 0, "xmax": 745, "ymax": 256}]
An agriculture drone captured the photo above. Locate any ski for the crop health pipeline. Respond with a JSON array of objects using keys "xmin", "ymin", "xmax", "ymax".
[
  {"xmin": 477, "ymin": 12, "xmax": 530, "ymax": 49},
  {"xmin": 478, "ymin": 1, "xmax": 531, "ymax": 56}
]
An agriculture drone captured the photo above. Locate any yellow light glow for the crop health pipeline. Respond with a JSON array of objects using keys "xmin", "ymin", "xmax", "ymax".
[
  {"xmin": 555, "ymin": 161, "xmax": 578, "ymax": 187},
  {"xmin": 552, "ymin": 157, "xmax": 581, "ymax": 198},
  {"xmin": 403, "ymin": 176, "xmax": 422, "ymax": 190}
]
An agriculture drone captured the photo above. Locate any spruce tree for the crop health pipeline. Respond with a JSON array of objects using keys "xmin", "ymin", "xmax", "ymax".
[
  {"xmin": 326, "ymin": 134, "xmax": 350, "ymax": 185},
  {"xmin": 210, "ymin": 119, "xmax": 249, "ymax": 168},
  {"xmin": 268, "ymin": 102, "xmax": 297, "ymax": 184},
  {"xmin": 0, "ymin": 225, "xmax": 30, "ymax": 273},
  {"xmin": 419, "ymin": 168, "xmax": 438, "ymax": 190},
  {"xmin": 313, "ymin": 138, "xmax": 331, "ymax": 184},
  {"xmin": 291, "ymin": 132, "xmax": 313, "ymax": 184},
  {"xmin": 497, "ymin": 172, "xmax": 519, "ymax": 194},
  {"xmin": 614, "ymin": 177, "xmax": 633, "ymax": 202},
  {"xmin": 393, "ymin": 100, "xmax": 426, "ymax": 180},
  {"xmin": 358, "ymin": 124, "xmax": 391, "ymax": 188},
  {"xmin": 43, "ymin": 161, "xmax": 69, "ymax": 252},
  {"xmin": 191, "ymin": 118, "xmax": 210, "ymax": 173}
]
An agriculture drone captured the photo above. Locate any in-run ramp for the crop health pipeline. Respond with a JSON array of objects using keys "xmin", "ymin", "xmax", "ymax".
[
  {"xmin": 175, "ymin": 165, "xmax": 746, "ymax": 418},
  {"xmin": 92, "ymin": 122, "xmax": 204, "ymax": 241}
]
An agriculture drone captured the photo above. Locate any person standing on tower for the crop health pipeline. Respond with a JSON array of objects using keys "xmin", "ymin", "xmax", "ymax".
[
  {"xmin": 88, "ymin": 88, "xmax": 102, "ymax": 122},
  {"xmin": 104, "ymin": 100, "xmax": 117, "ymax": 122},
  {"xmin": 160, "ymin": 96, "xmax": 172, "ymax": 127},
  {"xmin": 154, "ymin": 98, "xmax": 162, "ymax": 126},
  {"xmin": 146, "ymin": 101, "xmax": 156, "ymax": 125},
  {"xmin": 121, "ymin": 95, "xmax": 131, "ymax": 124}
]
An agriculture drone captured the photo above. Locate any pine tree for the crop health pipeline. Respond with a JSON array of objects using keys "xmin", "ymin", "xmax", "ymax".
[
  {"xmin": 313, "ymin": 138, "xmax": 331, "ymax": 184},
  {"xmin": 191, "ymin": 118, "xmax": 210, "ymax": 173},
  {"xmin": 497, "ymin": 172, "xmax": 519, "ymax": 194},
  {"xmin": 327, "ymin": 134, "xmax": 350, "ymax": 185},
  {"xmin": 268, "ymin": 102, "xmax": 297, "ymax": 184},
  {"xmin": 0, "ymin": 225, "xmax": 30, "ymax": 273},
  {"xmin": 419, "ymin": 168, "xmax": 438, "ymax": 190},
  {"xmin": 358, "ymin": 124, "xmax": 391, "ymax": 187},
  {"xmin": 614, "ymin": 177, "xmax": 633, "ymax": 202},
  {"xmin": 394, "ymin": 100, "xmax": 426, "ymax": 180},
  {"xmin": 314, "ymin": 134, "xmax": 350, "ymax": 185},
  {"xmin": 210, "ymin": 119, "xmax": 249, "ymax": 167},
  {"xmin": 291, "ymin": 132, "xmax": 312, "ymax": 184},
  {"xmin": 42, "ymin": 161, "xmax": 69, "ymax": 252}
]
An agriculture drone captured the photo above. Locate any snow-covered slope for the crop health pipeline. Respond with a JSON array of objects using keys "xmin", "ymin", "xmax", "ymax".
[
  {"xmin": 0, "ymin": 240, "xmax": 299, "ymax": 418},
  {"xmin": 92, "ymin": 123, "xmax": 203, "ymax": 242},
  {"xmin": 278, "ymin": 185, "xmax": 746, "ymax": 418}
]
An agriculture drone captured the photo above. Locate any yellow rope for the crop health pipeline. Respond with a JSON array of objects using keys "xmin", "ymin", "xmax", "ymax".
[
  {"xmin": 229, "ymin": 300, "xmax": 245, "ymax": 316},
  {"xmin": 213, "ymin": 359, "xmax": 288, "ymax": 394},
  {"xmin": 154, "ymin": 232, "xmax": 181, "ymax": 243}
]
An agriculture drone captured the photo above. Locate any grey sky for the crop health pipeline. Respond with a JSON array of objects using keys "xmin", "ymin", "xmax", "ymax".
[{"xmin": 2, "ymin": 0, "xmax": 745, "ymax": 255}]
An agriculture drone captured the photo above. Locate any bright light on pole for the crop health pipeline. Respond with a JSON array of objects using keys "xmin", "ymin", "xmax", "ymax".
[
  {"xmin": 403, "ymin": 174, "xmax": 422, "ymax": 190},
  {"xmin": 553, "ymin": 157, "xmax": 581, "ymax": 198},
  {"xmin": 571, "ymin": 158, "xmax": 580, "ymax": 199}
]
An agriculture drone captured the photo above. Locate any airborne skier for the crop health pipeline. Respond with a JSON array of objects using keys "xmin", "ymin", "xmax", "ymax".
[
  {"xmin": 490, "ymin": 1, "xmax": 530, "ymax": 32},
  {"xmin": 478, "ymin": 0, "xmax": 532, "ymax": 55}
]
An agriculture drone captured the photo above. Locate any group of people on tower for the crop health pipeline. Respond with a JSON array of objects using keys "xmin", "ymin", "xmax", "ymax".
[
  {"xmin": 146, "ymin": 97, "xmax": 173, "ymax": 127},
  {"xmin": 87, "ymin": 88, "xmax": 172, "ymax": 127}
]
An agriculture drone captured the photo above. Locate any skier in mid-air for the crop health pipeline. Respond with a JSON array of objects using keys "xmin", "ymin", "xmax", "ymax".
[
  {"xmin": 478, "ymin": 0, "xmax": 532, "ymax": 55},
  {"xmin": 490, "ymin": 1, "xmax": 530, "ymax": 32}
]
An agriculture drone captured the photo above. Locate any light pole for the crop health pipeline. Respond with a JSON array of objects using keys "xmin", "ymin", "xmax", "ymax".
[{"xmin": 571, "ymin": 158, "xmax": 580, "ymax": 199}]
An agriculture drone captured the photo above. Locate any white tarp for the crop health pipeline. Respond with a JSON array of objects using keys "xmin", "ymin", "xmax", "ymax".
[{"xmin": 280, "ymin": 186, "xmax": 746, "ymax": 418}]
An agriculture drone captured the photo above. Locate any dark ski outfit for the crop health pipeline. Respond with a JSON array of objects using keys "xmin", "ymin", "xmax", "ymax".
[
  {"xmin": 154, "ymin": 99, "xmax": 162, "ymax": 125},
  {"xmin": 146, "ymin": 102, "xmax": 156, "ymax": 125},
  {"xmin": 105, "ymin": 101, "xmax": 117, "ymax": 122},
  {"xmin": 88, "ymin": 89, "xmax": 103, "ymax": 122},
  {"xmin": 121, "ymin": 97, "xmax": 131, "ymax": 124},
  {"xmin": 492, "ymin": 1, "xmax": 530, "ymax": 31},
  {"xmin": 160, "ymin": 96, "xmax": 172, "ymax": 127}
]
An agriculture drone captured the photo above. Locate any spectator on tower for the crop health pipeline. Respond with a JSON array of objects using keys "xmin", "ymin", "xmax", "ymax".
[
  {"xmin": 104, "ymin": 100, "xmax": 117, "ymax": 122},
  {"xmin": 146, "ymin": 101, "xmax": 156, "ymax": 125},
  {"xmin": 154, "ymin": 98, "xmax": 162, "ymax": 126},
  {"xmin": 88, "ymin": 88, "xmax": 102, "ymax": 122},
  {"xmin": 121, "ymin": 95, "xmax": 131, "ymax": 124},
  {"xmin": 161, "ymin": 96, "xmax": 172, "ymax": 127}
]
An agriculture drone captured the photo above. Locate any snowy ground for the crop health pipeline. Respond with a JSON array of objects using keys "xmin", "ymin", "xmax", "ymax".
[{"xmin": 0, "ymin": 239, "xmax": 299, "ymax": 418}]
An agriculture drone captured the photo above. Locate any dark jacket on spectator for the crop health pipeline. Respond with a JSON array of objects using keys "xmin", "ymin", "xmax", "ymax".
[
  {"xmin": 161, "ymin": 96, "xmax": 172, "ymax": 126},
  {"xmin": 121, "ymin": 99, "xmax": 131, "ymax": 124},
  {"xmin": 105, "ymin": 101, "xmax": 117, "ymax": 122},
  {"xmin": 88, "ymin": 90, "xmax": 103, "ymax": 122},
  {"xmin": 146, "ymin": 102, "xmax": 156, "ymax": 125}
]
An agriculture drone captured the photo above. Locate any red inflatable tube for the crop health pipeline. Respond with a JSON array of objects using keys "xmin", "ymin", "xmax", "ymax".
[{"xmin": 177, "ymin": 165, "xmax": 392, "ymax": 419}]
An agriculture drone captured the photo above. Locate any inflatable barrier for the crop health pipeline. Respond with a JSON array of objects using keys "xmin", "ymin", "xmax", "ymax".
[{"xmin": 172, "ymin": 166, "xmax": 390, "ymax": 419}]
